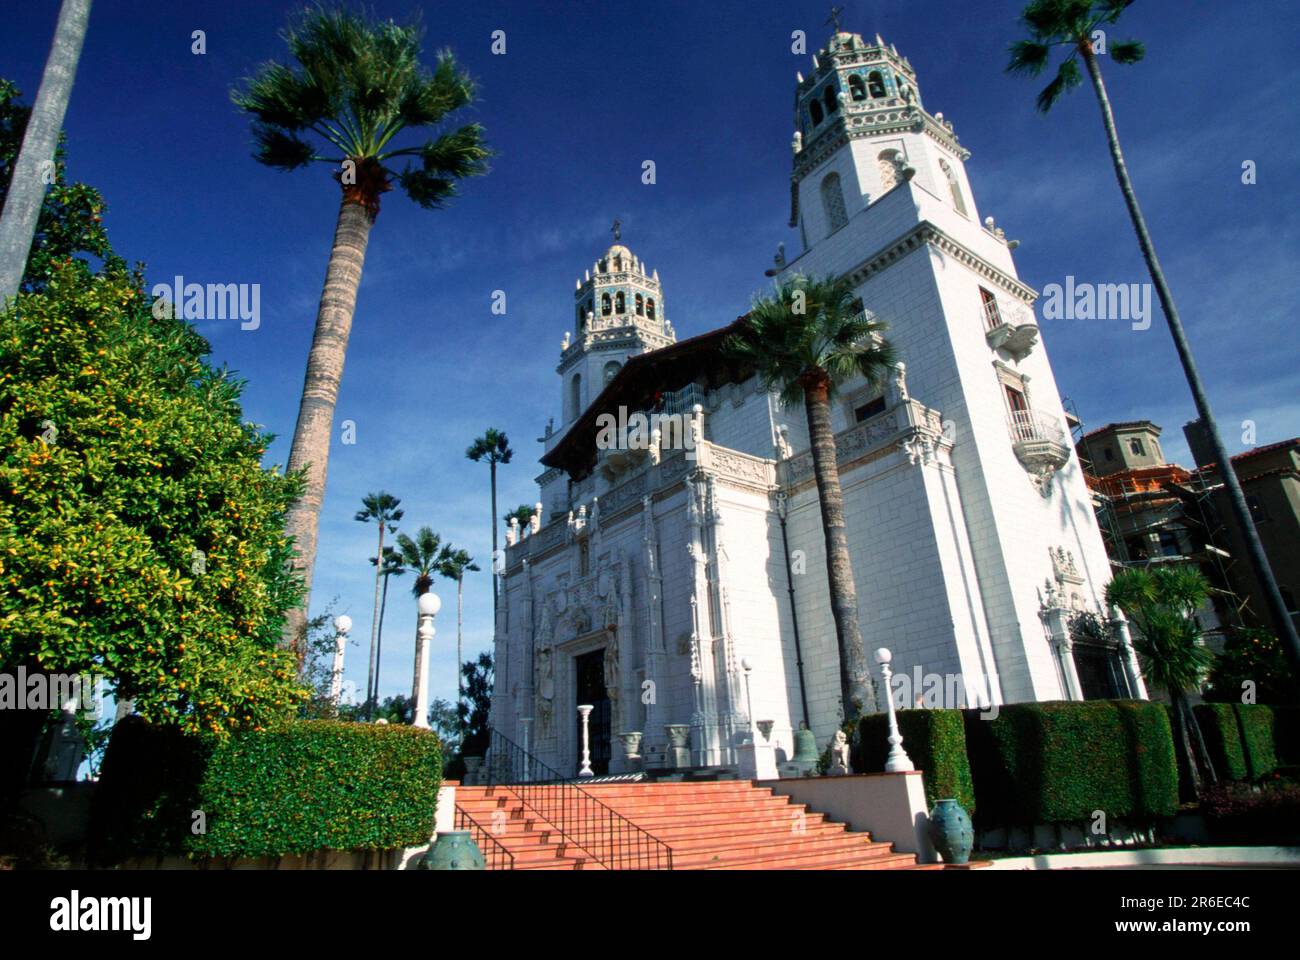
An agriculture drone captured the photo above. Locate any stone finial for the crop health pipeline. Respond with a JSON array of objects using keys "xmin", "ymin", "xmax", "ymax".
[
  {"xmin": 531, "ymin": 503, "xmax": 543, "ymax": 534},
  {"xmin": 561, "ymin": 331, "xmax": 571, "ymax": 351},
  {"xmin": 506, "ymin": 517, "xmax": 519, "ymax": 546}
]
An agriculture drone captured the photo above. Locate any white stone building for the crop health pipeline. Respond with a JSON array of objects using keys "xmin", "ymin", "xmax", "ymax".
[{"xmin": 489, "ymin": 29, "xmax": 1141, "ymax": 778}]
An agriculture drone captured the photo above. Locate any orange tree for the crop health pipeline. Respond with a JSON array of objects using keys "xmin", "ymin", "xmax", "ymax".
[{"xmin": 0, "ymin": 137, "xmax": 307, "ymax": 734}]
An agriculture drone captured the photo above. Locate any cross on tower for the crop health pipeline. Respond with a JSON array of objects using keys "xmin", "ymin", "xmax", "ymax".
[
  {"xmin": 611, "ymin": 218, "xmax": 622, "ymax": 242},
  {"xmin": 825, "ymin": 4, "xmax": 845, "ymax": 33}
]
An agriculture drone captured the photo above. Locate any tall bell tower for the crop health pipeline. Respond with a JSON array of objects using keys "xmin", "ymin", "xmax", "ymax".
[
  {"xmin": 557, "ymin": 223, "xmax": 676, "ymax": 426},
  {"xmin": 790, "ymin": 29, "xmax": 979, "ymax": 252}
]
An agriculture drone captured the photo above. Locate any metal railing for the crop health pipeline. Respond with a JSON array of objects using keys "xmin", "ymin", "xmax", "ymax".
[
  {"xmin": 454, "ymin": 805, "xmax": 516, "ymax": 870},
  {"xmin": 982, "ymin": 297, "xmax": 1004, "ymax": 331},
  {"xmin": 484, "ymin": 729, "xmax": 673, "ymax": 870},
  {"xmin": 1008, "ymin": 409, "xmax": 1066, "ymax": 446}
]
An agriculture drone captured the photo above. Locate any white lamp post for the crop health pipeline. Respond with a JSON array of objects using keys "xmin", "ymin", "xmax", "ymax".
[
  {"xmin": 412, "ymin": 592, "xmax": 440, "ymax": 729},
  {"xmin": 874, "ymin": 647, "xmax": 914, "ymax": 772},
  {"xmin": 577, "ymin": 704, "xmax": 594, "ymax": 778},
  {"xmin": 331, "ymin": 615, "xmax": 352, "ymax": 706}
]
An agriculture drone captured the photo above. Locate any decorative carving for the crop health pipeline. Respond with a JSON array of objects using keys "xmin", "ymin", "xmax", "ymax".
[{"xmin": 827, "ymin": 729, "xmax": 852, "ymax": 776}]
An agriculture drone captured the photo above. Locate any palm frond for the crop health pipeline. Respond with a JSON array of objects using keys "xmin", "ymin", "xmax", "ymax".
[
  {"xmin": 1007, "ymin": 39, "xmax": 1052, "ymax": 77},
  {"xmin": 1036, "ymin": 56, "xmax": 1083, "ymax": 112},
  {"xmin": 1110, "ymin": 39, "xmax": 1145, "ymax": 64}
]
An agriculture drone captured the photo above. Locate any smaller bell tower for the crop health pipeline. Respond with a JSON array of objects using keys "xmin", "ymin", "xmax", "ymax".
[
  {"xmin": 558, "ymin": 223, "xmax": 676, "ymax": 425},
  {"xmin": 790, "ymin": 30, "xmax": 979, "ymax": 250}
]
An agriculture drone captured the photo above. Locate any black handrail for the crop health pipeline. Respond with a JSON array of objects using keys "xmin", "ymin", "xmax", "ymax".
[
  {"xmin": 484, "ymin": 729, "xmax": 673, "ymax": 869},
  {"xmin": 454, "ymin": 804, "xmax": 516, "ymax": 870}
]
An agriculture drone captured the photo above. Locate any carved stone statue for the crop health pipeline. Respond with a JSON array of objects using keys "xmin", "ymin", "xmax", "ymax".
[
  {"xmin": 774, "ymin": 424, "xmax": 793, "ymax": 461},
  {"xmin": 890, "ymin": 360, "xmax": 909, "ymax": 404},
  {"xmin": 535, "ymin": 645, "xmax": 554, "ymax": 733},
  {"xmin": 827, "ymin": 728, "xmax": 852, "ymax": 776}
]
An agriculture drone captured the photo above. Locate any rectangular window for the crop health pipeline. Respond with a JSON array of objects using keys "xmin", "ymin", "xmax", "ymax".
[
  {"xmin": 854, "ymin": 396, "xmax": 887, "ymax": 422},
  {"xmin": 1157, "ymin": 529, "xmax": 1181, "ymax": 557},
  {"xmin": 1129, "ymin": 438, "xmax": 1146, "ymax": 456},
  {"xmin": 1004, "ymin": 385, "xmax": 1027, "ymax": 413},
  {"xmin": 980, "ymin": 287, "xmax": 1002, "ymax": 330}
]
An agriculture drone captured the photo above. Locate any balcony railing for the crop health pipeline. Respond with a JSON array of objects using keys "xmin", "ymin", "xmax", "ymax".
[{"xmin": 1008, "ymin": 409, "xmax": 1065, "ymax": 445}]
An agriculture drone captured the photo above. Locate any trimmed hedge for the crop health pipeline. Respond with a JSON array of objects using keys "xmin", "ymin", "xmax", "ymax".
[
  {"xmin": 859, "ymin": 709, "xmax": 975, "ymax": 815},
  {"xmin": 89, "ymin": 717, "xmax": 441, "ymax": 863},
  {"xmin": 1193, "ymin": 704, "xmax": 1300, "ymax": 783},
  {"xmin": 962, "ymin": 700, "xmax": 1178, "ymax": 828}
]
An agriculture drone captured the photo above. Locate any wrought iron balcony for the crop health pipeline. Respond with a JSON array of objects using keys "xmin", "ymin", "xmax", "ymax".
[
  {"xmin": 1008, "ymin": 409, "xmax": 1070, "ymax": 490},
  {"xmin": 984, "ymin": 302, "xmax": 1039, "ymax": 360}
]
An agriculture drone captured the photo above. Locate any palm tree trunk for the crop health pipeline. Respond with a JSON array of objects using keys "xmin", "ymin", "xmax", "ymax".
[
  {"xmin": 489, "ymin": 459, "xmax": 499, "ymax": 617},
  {"xmin": 1080, "ymin": 44, "xmax": 1300, "ymax": 677},
  {"xmin": 0, "ymin": 0, "xmax": 92, "ymax": 303},
  {"xmin": 457, "ymin": 576, "xmax": 465, "ymax": 743},
  {"xmin": 281, "ymin": 191, "xmax": 376, "ymax": 659},
  {"xmin": 803, "ymin": 377, "xmax": 872, "ymax": 719},
  {"xmin": 365, "ymin": 524, "xmax": 385, "ymax": 718},
  {"xmin": 1171, "ymin": 690, "xmax": 1202, "ymax": 796},
  {"xmin": 374, "ymin": 570, "xmax": 391, "ymax": 712},
  {"xmin": 1183, "ymin": 694, "xmax": 1218, "ymax": 786}
]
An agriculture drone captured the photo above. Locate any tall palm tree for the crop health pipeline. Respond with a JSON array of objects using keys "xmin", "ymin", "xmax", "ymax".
[
  {"xmin": 395, "ymin": 526, "xmax": 443, "ymax": 710},
  {"xmin": 1007, "ymin": 0, "xmax": 1300, "ymax": 680},
  {"xmin": 725, "ymin": 274, "xmax": 895, "ymax": 721},
  {"xmin": 0, "ymin": 0, "xmax": 92, "ymax": 303},
  {"xmin": 232, "ymin": 7, "xmax": 490, "ymax": 653},
  {"xmin": 437, "ymin": 544, "xmax": 479, "ymax": 738},
  {"xmin": 355, "ymin": 491, "xmax": 403, "ymax": 717},
  {"xmin": 466, "ymin": 429, "xmax": 512, "ymax": 615},
  {"xmin": 1107, "ymin": 565, "xmax": 1218, "ymax": 794},
  {"xmin": 369, "ymin": 545, "xmax": 405, "ymax": 711}
]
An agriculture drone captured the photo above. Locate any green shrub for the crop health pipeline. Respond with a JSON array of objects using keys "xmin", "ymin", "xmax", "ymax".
[
  {"xmin": 1192, "ymin": 704, "xmax": 1294, "ymax": 782},
  {"xmin": 962, "ymin": 700, "xmax": 1178, "ymax": 828},
  {"xmin": 90, "ymin": 716, "xmax": 441, "ymax": 862},
  {"xmin": 859, "ymin": 709, "xmax": 975, "ymax": 815}
]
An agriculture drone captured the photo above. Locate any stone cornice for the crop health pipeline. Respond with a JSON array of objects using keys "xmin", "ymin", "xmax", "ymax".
[{"xmin": 844, "ymin": 220, "xmax": 1038, "ymax": 304}]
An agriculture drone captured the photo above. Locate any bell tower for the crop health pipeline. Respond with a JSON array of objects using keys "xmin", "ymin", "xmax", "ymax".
[
  {"xmin": 790, "ymin": 29, "xmax": 979, "ymax": 250},
  {"xmin": 557, "ymin": 223, "xmax": 676, "ymax": 425}
]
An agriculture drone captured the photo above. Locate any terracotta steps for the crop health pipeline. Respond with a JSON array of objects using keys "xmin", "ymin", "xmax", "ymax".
[{"xmin": 454, "ymin": 781, "xmax": 927, "ymax": 871}]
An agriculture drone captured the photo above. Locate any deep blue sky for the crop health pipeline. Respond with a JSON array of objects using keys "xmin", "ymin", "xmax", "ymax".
[{"xmin": 4, "ymin": 1, "xmax": 1298, "ymax": 711}]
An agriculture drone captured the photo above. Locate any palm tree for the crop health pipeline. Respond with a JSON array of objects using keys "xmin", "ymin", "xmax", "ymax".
[
  {"xmin": 466, "ymin": 429, "xmax": 512, "ymax": 614},
  {"xmin": 0, "ymin": 0, "xmax": 92, "ymax": 303},
  {"xmin": 725, "ymin": 274, "xmax": 895, "ymax": 721},
  {"xmin": 1007, "ymin": 0, "xmax": 1300, "ymax": 679},
  {"xmin": 369, "ymin": 545, "xmax": 405, "ymax": 711},
  {"xmin": 1107, "ymin": 565, "xmax": 1219, "ymax": 794},
  {"xmin": 232, "ymin": 7, "xmax": 490, "ymax": 652},
  {"xmin": 395, "ymin": 526, "xmax": 443, "ymax": 710},
  {"xmin": 355, "ymin": 491, "xmax": 403, "ymax": 718},
  {"xmin": 437, "ymin": 544, "xmax": 479, "ymax": 738},
  {"xmin": 505, "ymin": 503, "xmax": 535, "ymax": 534}
]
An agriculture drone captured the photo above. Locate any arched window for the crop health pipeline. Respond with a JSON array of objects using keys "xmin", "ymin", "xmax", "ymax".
[
  {"xmin": 867, "ymin": 71, "xmax": 887, "ymax": 98},
  {"xmin": 615, "ymin": 291, "xmax": 625, "ymax": 314},
  {"xmin": 570, "ymin": 373, "xmax": 582, "ymax": 419},
  {"xmin": 939, "ymin": 158, "xmax": 967, "ymax": 215},
  {"xmin": 601, "ymin": 293, "xmax": 612, "ymax": 316},
  {"xmin": 603, "ymin": 361, "xmax": 621, "ymax": 384},
  {"xmin": 635, "ymin": 293, "xmax": 645, "ymax": 316},
  {"xmin": 848, "ymin": 75, "xmax": 867, "ymax": 101},
  {"xmin": 877, "ymin": 150, "xmax": 901, "ymax": 193},
  {"xmin": 576, "ymin": 304, "xmax": 585, "ymax": 327},
  {"xmin": 823, "ymin": 85, "xmax": 838, "ymax": 113},
  {"xmin": 810, "ymin": 100, "xmax": 824, "ymax": 125},
  {"xmin": 646, "ymin": 298, "xmax": 656, "ymax": 320},
  {"xmin": 821, "ymin": 172, "xmax": 848, "ymax": 232}
]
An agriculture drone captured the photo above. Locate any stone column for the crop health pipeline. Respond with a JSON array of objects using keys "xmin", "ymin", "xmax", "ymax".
[
  {"xmin": 1043, "ymin": 604, "xmax": 1083, "ymax": 700},
  {"xmin": 412, "ymin": 592, "xmax": 440, "ymax": 728},
  {"xmin": 1110, "ymin": 605, "xmax": 1149, "ymax": 700}
]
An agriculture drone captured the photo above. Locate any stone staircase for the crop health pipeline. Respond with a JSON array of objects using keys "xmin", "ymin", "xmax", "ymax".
[{"xmin": 455, "ymin": 780, "xmax": 933, "ymax": 870}]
